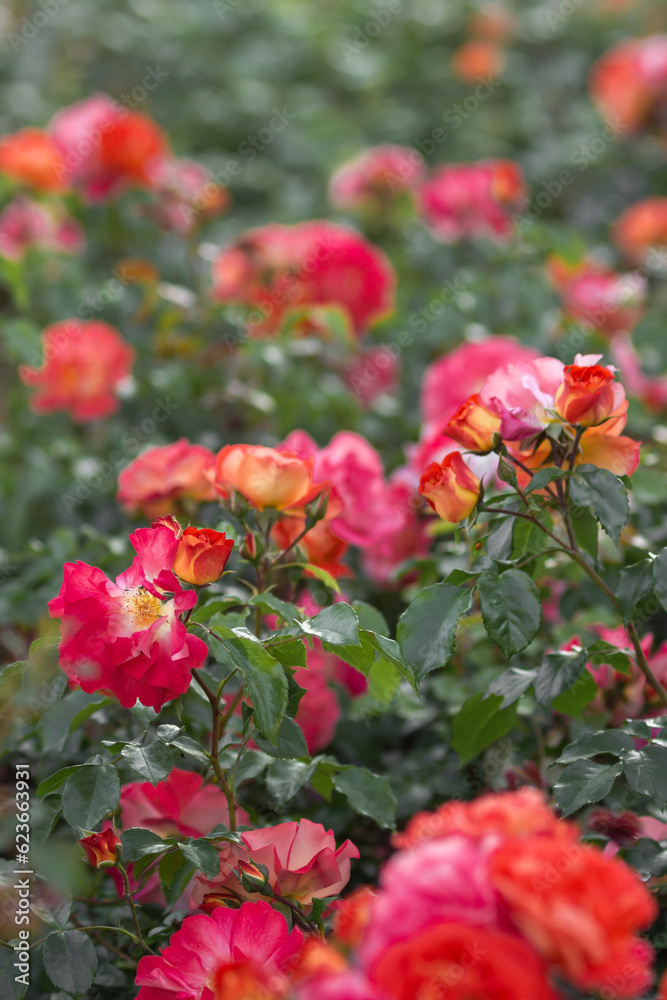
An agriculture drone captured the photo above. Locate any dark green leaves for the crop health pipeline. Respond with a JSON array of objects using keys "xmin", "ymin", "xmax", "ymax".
[
  {"xmin": 617, "ymin": 560, "xmax": 654, "ymax": 624},
  {"xmin": 569, "ymin": 464, "xmax": 628, "ymax": 544},
  {"xmin": 477, "ymin": 569, "xmax": 541, "ymax": 658},
  {"xmin": 533, "ymin": 648, "xmax": 589, "ymax": 707},
  {"xmin": 451, "ymin": 693, "xmax": 517, "ymax": 764},
  {"xmin": 653, "ymin": 548, "xmax": 667, "ymax": 612},
  {"xmin": 623, "ymin": 746, "xmax": 667, "ymax": 808},
  {"xmin": 332, "ymin": 768, "xmax": 397, "ymax": 829},
  {"xmin": 253, "ymin": 716, "xmax": 309, "ymax": 759},
  {"xmin": 43, "ymin": 930, "xmax": 97, "ymax": 996},
  {"xmin": 216, "ymin": 631, "xmax": 288, "ymax": 743},
  {"xmin": 301, "ymin": 603, "xmax": 361, "ymax": 646},
  {"xmin": 62, "ymin": 764, "xmax": 120, "ymax": 830},
  {"xmin": 397, "ymin": 581, "xmax": 472, "ymax": 682},
  {"xmin": 179, "ymin": 838, "xmax": 221, "ymax": 879},
  {"xmin": 121, "ymin": 740, "xmax": 174, "ymax": 784},
  {"xmin": 554, "ymin": 760, "xmax": 624, "ymax": 816}
]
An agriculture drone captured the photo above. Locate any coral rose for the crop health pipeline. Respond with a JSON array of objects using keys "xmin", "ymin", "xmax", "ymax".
[
  {"xmin": 173, "ymin": 527, "xmax": 234, "ymax": 586},
  {"xmin": 418, "ymin": 160, "xmax": 526, "ymax": 241},
  {"xmin": 0, "ymin": 196, "xmax": 84, "ymax": 261},
  {"xmin": 0, "ymin": 128, "xmax": 68, "ymax": 192},
  {"xmin": 490, "ymin": 835, "xmax": 657, "ymax": 996},
  {"xmin": 328, "ymin": 145, "xmax": 424, "ymax": 211},
  {"xmin": 612, "ymin": 197, "xmax": 667, "ymax": 265},
  {"xmin": 213, "ymin": 444, "xmax": 325, "ymax": 511},
  {"xmin": 120, "ymin": 767, "xmax": 248, "ymax": 838},
  {"xmin": 191, "ymin": 819, "xmax": 358, "ymax": 912},
  {"xmin": 135, "ymin": 901, "xmax": 304, "ymax": 1000},
  {"xmin": 371, "ymin": 923, "xmax": 559, "ymax": 1000},
  {"xmin": 360, "ymin": 835, "xmax": 502, "ymax": 971},
  {"xmin": 444, "ymin": 393, "xmax": 501, "ymax": 452},
  {"xmin": 117, "ymin": 439, "xmax": 217, "ymax": 518},
  {"xmin": 554, "ymin": 363, "xmax": 624, "ymax": 427},
  {"xmin": 210, "ymin": 220, "xmax": 396, "ymax": 337},
  {"xmin": 452, "ymin": 40, "xmax": 505, "ymax": 82},
  {"xmin": 419, "ymin": 453, "xmax": 480, "ymax": 523},
  {"xmin": 393, "ymin": 787, "xmax": 574, "ymax": 849},
  {"xmin": 19, "ymin": 319, "xmax": 134, "ymax": 422},
  {"xmin": 48, "ymin": 520, "xmax": 207, "ymax": 710}
]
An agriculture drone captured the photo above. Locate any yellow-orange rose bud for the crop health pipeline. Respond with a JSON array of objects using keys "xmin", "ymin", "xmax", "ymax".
[
  {"xmin": 418, "ymin": 453, "xmax": 481, "ymax": 523},
  {"xmin": 213, "ymin": 444, "xmax": 325, "ymax": 511},
  {"xmin": 445, "ymin": 394, "xmax": 502, "ymax": 452},
  {"xmin": 173, "ymin": 527, "xmax": 234, "ymax": 585},
  {"xmin": 554, "ymin": 365, "xmax": 621, "ymax": 427},
  {"xmin": 79, "ymin": 829, "xmax": 120, "ymax": 869}
]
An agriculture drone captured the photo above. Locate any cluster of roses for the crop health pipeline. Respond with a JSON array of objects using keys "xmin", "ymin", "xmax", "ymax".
[
  {"xmin": 78, "ymin": 784, "xmax": 659, "ymax": 1000},
  {"xmin": 48, "ymin": 439, "xmax": 415, "ymax": 748},
  {"xmin": 418, "ymin": 353, "xmax": 640, "ymax": 524}
]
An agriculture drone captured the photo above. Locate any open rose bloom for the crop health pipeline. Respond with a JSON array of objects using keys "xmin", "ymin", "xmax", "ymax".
[
  {"xmin": 117, "ymin": 439, "xmax": 217, "ymax": 518},
  {"xmin": 328, "ymin": 145, "xmax": 425, "ymax": 211},
  {"xmin": 418, "ymin": 159, "xmax": 526, "ymax": 241},
  {"xmin": 48, "ymin": 518, "xmax": 208, "ymax": 710},
  {"xmin": 590, "ymin": 34, "xmax": 667, "ymax": 133},
  {"xmin": 19, "ymin": 319, "xmax": 135, "ymax": 421},
  {"xmin": 210, "ymin": 220, "xmax": 396, "ymax": 337}
]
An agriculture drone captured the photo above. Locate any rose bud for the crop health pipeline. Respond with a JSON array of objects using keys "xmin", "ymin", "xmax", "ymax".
[
  {"xmin": 419, "ymin": 453, "xmax": 481, "ymax": 523},
  {"xmin": 444, "ymin": 394, "xmax": 502, "ymax": 452},
  {"xmin": 173, "ymin": 527, "xmax": 234, "ymax": 586},
  {"xmin": 238, "ymin": 859, "xmax": 271, "ymax": 894},
  {"xmin": 554, "ymin": 364, "xmax": 622, "ymax": 427},
  {"xmin": 80, "ymin": 829, "xmax": 121, "ymax": 869}
]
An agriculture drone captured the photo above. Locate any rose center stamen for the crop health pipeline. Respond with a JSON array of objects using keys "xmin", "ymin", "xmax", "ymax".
[{"xmin": 124, "ymin": 586, "xmax": 164, "ymax": 629}]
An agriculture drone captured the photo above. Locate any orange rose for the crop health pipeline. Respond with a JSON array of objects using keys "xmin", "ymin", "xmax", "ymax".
[
  {"xmin": 79, "ymin": 828, "xmax": 120, "ymax": 869},
  {"xmin": 577, "ymin": 433, "xmax": 640, "ymax": 477},
  {"xmin": 0, "ymin": 128, "xmax": 68, "ymax": 193},
  {"xmin": 418, "ymin": 453, "xmax": 481, "ymax": 523},
  {"xmin": 99, "ymin": 112, "xmax": 168, "ymax": 185},
  {"xmin": 272, "ymin": 515, "xmax": 350, "ymax": 578},
  {"xmin": 554, "ymin": 364, "xmax": 621, "ymax": 427},
  {"xmin": 331, "ymin": 886, "xmax": 376, "ymax": 949},
  {"xmin": 173, "ymin": 527, "xmax": 234, "ymax": 586},
  {"xmin": 452, "ymin": 40, "xmax": 505, "ymax": 83},
  {"xmin": 213, "ymin": 444, "xmax": 325, "ymax": 511},
  {"xmin": 445, "ymin": 393, "xmax": 501, "ymax": 452}
]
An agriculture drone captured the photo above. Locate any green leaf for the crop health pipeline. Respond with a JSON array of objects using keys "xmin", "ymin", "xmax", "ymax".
[
  {"xmin": 587, "ymin": 640, "xmax": 632, "ymax": 677},
  {"xmin": 301, "ymin": 603, "xmax": 361, "ymax": 646},
  {"xmin": 163, "ymin": 734, "xmax": 210, "ymax": 765},
  {"xmin": 556, "ymin": 730, "xmax": 637, "ymax": 764},
  {"xmin": 333, "ymin": 767, "xmax": 397, "ymax": 829},
  {"xmin": 0, "ymin": 660, "xmax": 26, "ymax": 688},
  {"xmin": 524, "ymin": 468, "xmax": 569, "ymax": 494},
  {"xmin": 570, "ymin": 503, "xmax": 598, "ymax": 561},
  {"xmin": 266, "ymin": 758, "xmax": 315, "ymax": 805},
  {"xmin": 249, "ymin": 593, "xmax": 302, "ymax": 623},
  {"xmin": 62, "ymin": 764, "xmax": 120, "ymax": 830},
  {"xmin": 43, "ymin": 930, "xmax": 98, "ymax": 996},
  {"xmin": 265, "ymin": 636, "xmax": 307, "ymax": 669},
  {"xmin": 28, "ymin": 635, "xmax": 60, "ymax": 657},
  {"xmin": 534, "ymin": 648, "xmax": 589, "ymax": 706},
  {"xmin": 617, "ymin": 560, "xmax": 654, "ymax": 624},
  {"xmin": 396, "ymin": 581, "xmax": 473, "ymax": 682},
  {"xmin": 451, "ymin": 693, "xmax": 518, "ymax": 765},
  {"xmin": 361, "ymin": 631, "xmax": 417, "ymax": 691},
  {"xmin": 477, "ymin": 569, "xmax": 542, "ymax": 659},
  {"xmin": 121, "ymin": 741, "xmax": 175, "ymax": 785},
  {"xmin": 37, "ymin": 766, "xmax": 83, "ymax": 799},
  {"xmin": 295, "ymin": 562, "xmax": 341, "ymax": 592},
  {"xmin": 654, "ymin": 548, "xmax": 667, "ymax": 612},
  {"xmin": 569, "ymin": 464, "xmax": 629, "ymax": 544},
  {"xmin": 511, "ymin": 513, "xmax": 552, "ymax": 562},
  {"xmin": 0, "ymin": 943, "xmax": 25, "ymax": 999},
  {"xmin": 351, "ymin": 601, "xmax": 389, "ymax": 635},
  {"xmin": 39, "ymin": 690, "xmax": 109, "ymax": 753},
  {"xmin": 252, "ymin": 716, "xmax": 309, "ymax": 759},
  {"xmin": 551, "ymin": 671, "xmax": 597, "ymax": 715},
  {"xmin": 322, "ymin": 636, "xmax": 375, "ymax": 674},
  {"xmin": 486, "ymin": 668, "xmax": 537, "ymax": 708},
  {"xmin": 31, "ymin": 892, "xmax": 71, "ymax": 931},
  {"xmin": 623, "ymin": 746, "xmax": 667, "ymax": 809},
  {"xmin": 179, "ymin": 838, "xmax": 221, "ymax": 879},
  {"xmin": 553, "ymin": 760, "xmax": 623, "ymax": 816},
  {"xmin": 121, "ymin": 827, "xmax": 167, "ymax": 862},
  {"xmin": 216, "ymin": 631, "xmax": 288, "ymax": 743}
]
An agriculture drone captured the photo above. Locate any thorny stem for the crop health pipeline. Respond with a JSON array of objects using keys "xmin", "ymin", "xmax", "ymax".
[
  {"xmin": 118, "ymin": 863, "xmax": 156, "ymax": 955},
  {"xmin": 191, "ymin": 669, "xmax": 238, "ymax": 831}
]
